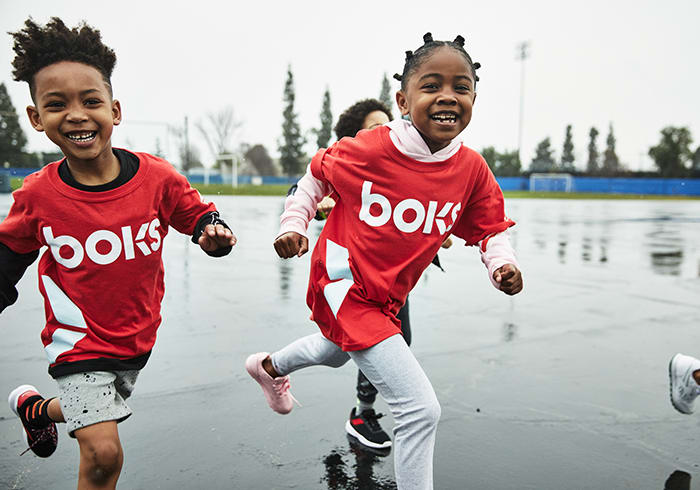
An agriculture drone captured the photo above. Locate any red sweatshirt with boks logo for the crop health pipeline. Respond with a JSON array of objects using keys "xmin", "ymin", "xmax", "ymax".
[
  {"xmin": 304, "ymin": 127, "xmax": 514, "ymax": 350},
  {"xmin": 0, "ymin": 152, "xmax": 215, "ymax": 377}
]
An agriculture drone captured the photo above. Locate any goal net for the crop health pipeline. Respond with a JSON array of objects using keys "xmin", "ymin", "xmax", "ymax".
[{"xmin": 529, "ymin": 173, "xmax": 573, "ymax": 192}]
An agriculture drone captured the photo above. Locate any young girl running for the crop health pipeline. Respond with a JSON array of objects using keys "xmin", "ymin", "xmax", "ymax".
[
  {"xmin": 247, "ymin": 33, "xmax": 522, "ymax": 489},
  {"xmin": 312, "ymin": 98, "xmax": 452, "ymax": 451}
]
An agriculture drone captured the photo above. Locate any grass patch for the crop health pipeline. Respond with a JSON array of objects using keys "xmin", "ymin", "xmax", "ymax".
[
  {"xmin": 10, "ymin": 178, "xmax": 23, "ymax": 191},
  {"xmin": 192, "ymin": 184, "xmax": 290, "ymax": 196}
]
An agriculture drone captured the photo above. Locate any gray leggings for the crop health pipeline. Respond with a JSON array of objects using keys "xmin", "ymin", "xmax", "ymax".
[{"xmin": 271, "ymin": 333, "xmax": 440, "ymax": 490}]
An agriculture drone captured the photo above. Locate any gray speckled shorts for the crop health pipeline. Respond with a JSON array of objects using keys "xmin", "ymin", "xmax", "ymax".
[{"xmin": 56, "ymin": 370, "xmax": 139, "ymax": 437}]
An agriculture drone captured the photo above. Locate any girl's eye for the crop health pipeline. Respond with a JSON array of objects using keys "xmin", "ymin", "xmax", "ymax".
[
  {"xmin": 85, "ymin": 98, "xmax": 101, "ymax": 106},
  {"xmin": 46, "ymin": 101, "xmax": 64, "ymax": 109},
  {"xmin": 456, "ymin": 85, "xmax": 471, "ymax": 92},
  {"xmin": 422, "ymin": 83, "xmax": 438, "ymax": 90}
]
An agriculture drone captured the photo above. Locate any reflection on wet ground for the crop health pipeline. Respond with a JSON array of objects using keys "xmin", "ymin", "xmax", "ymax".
[
  {"xmin": 519, "ymin": 201, "xmax": 699, "ymax": 277},
  {"xmin": 321, "ymin": 436, "xmax": 396, "ymax": 490},
  {"xmin": 2, "ymin": 195, "xmax": 700, "ymax": 489}
]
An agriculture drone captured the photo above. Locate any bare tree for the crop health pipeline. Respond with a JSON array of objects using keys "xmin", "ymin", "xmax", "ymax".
[
  {"xmin": 168, "ymin": 119, "xmax": 202, "ymax": 171},
  {"xmin": 196, "ymin": 106, "xmax": 243, "ymax": 167}
]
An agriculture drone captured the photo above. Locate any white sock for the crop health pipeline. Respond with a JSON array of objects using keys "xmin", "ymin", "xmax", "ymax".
[{"xmin": 356, "ymin": 399, "xmax": 373, "ymax": 413}]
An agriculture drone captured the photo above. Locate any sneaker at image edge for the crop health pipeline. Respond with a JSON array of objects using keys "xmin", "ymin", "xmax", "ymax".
[
  {"xmin": 8, "ymin": 384, "xmax": 58, "ymax": 457},
  {"xmin": 344, "ymin": 407, "xmax": 392, "ymax": 450},
  {"xmin": 669, "ymin": 353, "xmax": 700, "ymax": 415},
  {"xmin": 245, "ymin": 352, "xmax": 295, "ymax": 414}
]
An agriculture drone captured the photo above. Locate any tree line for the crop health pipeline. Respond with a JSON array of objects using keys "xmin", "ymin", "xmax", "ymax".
[{"xmin": 2, "ymin": 78, "xmax": 699, "ymax": 179}]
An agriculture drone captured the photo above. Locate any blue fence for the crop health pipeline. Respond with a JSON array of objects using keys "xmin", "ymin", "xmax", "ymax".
[{"xmin": 3, "ymin": 168, "xmax": 700, "ymax": 196}]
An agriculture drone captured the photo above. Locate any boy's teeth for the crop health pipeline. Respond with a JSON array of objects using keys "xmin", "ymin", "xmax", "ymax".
[{"xmin": 67, "ymin": 132, "xmax": 96, "ymax": 141}]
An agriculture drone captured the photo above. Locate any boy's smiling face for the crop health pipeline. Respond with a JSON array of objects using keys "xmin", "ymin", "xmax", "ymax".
[{"xmin": 27, "ymin": 61, "xmax": 121, "ymax": 168}]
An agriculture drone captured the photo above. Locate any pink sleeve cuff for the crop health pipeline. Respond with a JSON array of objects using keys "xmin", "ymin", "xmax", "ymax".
[
  {"xmin": 278, "ymin": 164, "xmax": 329, "ymax": 239},
  {"xmin": 479, "ymin": 231, "xmax": 520, "ymax": 289}
]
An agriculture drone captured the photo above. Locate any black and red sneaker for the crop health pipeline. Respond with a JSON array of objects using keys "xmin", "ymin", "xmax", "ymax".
[
  {"xmin": 344, "ymin": 407, "xmax": 392, "ymax": 450},
  {"xmin": 8, "ymin": 385, "xmax": 58, "ymax": 457}
]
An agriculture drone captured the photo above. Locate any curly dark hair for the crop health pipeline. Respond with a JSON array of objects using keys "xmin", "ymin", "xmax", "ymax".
[
  {"xmin": 394, "ymin": 32, "xmax": 481, "ymax": 90},
  {"xmin": 333, "ymin": 99, "xmax": 393, "ymax": 139},
  {"xmin": 9, "ymin": 17, "xmax": 117, "ymax": 100}
]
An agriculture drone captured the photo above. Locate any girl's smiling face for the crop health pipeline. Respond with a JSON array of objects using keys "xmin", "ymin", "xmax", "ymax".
[{"xmin": 396, "ymin": 46, "xmax": 476, "ymax": 153}]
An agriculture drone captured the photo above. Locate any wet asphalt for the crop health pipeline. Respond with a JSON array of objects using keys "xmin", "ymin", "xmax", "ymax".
[{"xmin": 1, "ymin": 195, "xmax": 700, "ymax": 489}]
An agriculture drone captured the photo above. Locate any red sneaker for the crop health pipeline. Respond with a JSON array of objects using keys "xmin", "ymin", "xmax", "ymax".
[{"xmin": 8, "ymin": 385, "xmax": 58, "ymax": 457}]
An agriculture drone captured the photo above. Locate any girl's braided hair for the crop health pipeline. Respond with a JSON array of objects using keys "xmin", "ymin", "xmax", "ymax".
[
  {"xmin": 9, "ymin": 17, "xmax": 117, "ymax": 100},
  {"xmin": 393, "ymin": 32, "xmax": 480, "ymax": 90}
]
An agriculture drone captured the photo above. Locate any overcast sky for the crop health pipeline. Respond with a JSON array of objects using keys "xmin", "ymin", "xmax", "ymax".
[{"xmin": 2, "ymin": 0, "xmax": 699, "ymax": 171}]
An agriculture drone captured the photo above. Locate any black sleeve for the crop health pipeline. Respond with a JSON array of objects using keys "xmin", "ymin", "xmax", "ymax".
[
  {"xmin": 190, "ymin": 211, "xmax": 233, "ymax": 258},
  {"xmin": 0, "ymin": 242, "xmax": 40, "ymax": 313}
]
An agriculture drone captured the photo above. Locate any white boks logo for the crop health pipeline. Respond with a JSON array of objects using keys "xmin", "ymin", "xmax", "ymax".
[
  {"xmin": 359, "ymin": 181, "xmax": 460, "ymax": 234},
  {"xmin": 43, "ymin": 218, "xmax": 162, "ymax": 268}
]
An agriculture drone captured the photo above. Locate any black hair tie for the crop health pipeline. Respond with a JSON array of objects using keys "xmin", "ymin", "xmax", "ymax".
[
  {"xmin": 453, "ymin": 35, "xmax": 465, "ymax": 47},
  {"xmin": 393, "ymin": 73, "xmax": 403, "ymax": 81},
  {"xmin": 423, "ymin": 32, "xmax": 433, "ymax": 44}
]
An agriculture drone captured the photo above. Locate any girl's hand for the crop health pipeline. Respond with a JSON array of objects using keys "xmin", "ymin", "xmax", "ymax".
[
  {"xmin": 274, "ymin": 232, "xmax": 309, "ymax": 258},
  {"xmin": 198, "ymin": 224, "xmax": 237, "ymax": 252},
  {"xmin": 493, "ymin": 264, "xmax": 523, "ymax": 295},
  {"xmin": 440, "ymin": 236, "xmax": 453, "ymax": 249},
  {"xmin": 316, "ymin": 196, "xmax": 336, "ymax": 219}
]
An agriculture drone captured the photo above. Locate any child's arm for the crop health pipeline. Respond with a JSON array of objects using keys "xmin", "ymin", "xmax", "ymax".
[
  {"xmin": 275, "ymin": 164, "xmax": 331, "ymax": 258},
  {"xmin": 479, "ymin": 231, "xmax": 523, "ymax": 295},
  {"xmin": 0, "ymin": 242, "xmax": 39, "ymax": 313}
]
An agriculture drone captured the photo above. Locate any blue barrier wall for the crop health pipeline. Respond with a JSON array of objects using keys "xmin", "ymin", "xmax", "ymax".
[{"xmin": 5, "ymin": 167, "xmax": 700, "ymax": 195}]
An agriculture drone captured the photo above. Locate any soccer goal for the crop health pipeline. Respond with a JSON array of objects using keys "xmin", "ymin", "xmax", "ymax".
[{"xmin": 529, "ymin": 173, "xmax": 573, "ymax": 193}]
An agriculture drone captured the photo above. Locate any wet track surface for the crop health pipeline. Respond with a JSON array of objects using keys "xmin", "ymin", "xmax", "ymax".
[{"xmin": 1, "ymin": 195, "xmax": 700, "ymax": 489}]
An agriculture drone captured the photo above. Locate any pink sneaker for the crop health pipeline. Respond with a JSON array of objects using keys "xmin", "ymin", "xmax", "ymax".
[{"xmin": 245, "ymin": 352, "xmax": 298, "ymax": 414}]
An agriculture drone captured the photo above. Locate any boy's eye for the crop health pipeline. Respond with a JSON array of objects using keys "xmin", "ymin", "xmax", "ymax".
[
  {"xmin": 84, "ymin": 98, "xmax": 102, "ymax": 106},
  {"xmin": 45, "ymin": 101, "xmax": 65, "ymax": 109}
]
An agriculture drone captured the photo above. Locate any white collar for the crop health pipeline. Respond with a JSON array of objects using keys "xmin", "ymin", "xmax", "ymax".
[{"xmin": 386, "ymin": 118, "xmax": 462, "ymax": 163}]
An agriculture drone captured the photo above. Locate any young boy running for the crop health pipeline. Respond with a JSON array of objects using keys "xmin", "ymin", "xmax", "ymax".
[{"xmin": 2, "ymin": 17, "xmax": 235, "ymax": 488}]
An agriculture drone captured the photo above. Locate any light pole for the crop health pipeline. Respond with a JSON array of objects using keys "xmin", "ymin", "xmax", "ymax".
[{"xmin": 516, "ymin": 41, "xmax": 530, "ymax": 164}]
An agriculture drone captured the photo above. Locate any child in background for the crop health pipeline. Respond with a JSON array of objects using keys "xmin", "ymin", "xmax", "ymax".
[
  {"xmin": 669, "ymin": 353, "xmax": 700, "ymax": 414},
  {"xmin": 2, "ymin": 18, "xmax": 235, "ymax": 489},
  {"xmin": 247, "ymin": 33, "xmax": 522, "ymax": 489}
]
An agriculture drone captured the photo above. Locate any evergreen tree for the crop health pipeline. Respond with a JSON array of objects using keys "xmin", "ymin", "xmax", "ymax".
[
  {"xmin": 560, "ymin": 124, "xmax": 575, "ymax": 172},
  {"xmin": 278, "ymin": 65, "xmax": 306, "ymax": 176},
  {"xmin": 0, "ymin": 82, "xmax": 28, "ymax": 167},
  {"xmin": 602, "ymin": 123, "xmax": 620, "ymax": 176},
  {"xmin": 648, "ymin": 126, "xmax": 693, "ymax": 178},
  {"xmin": 498, "ymin": 150, "xmax": 522, "ymax": 177},
  {"xmin": 481, "ymin": 146, "xmax": 498, "ymax": 174},
  {"xmin": 481, "ymin": 147, "xmax": 522, "ymax": 177},
  {"xmin": 529, "ymin": 137, "xmax": 556, "ymax": 172},
  {"xmin": 315, "ymin": 88, "xmax": 333, "ymax": 148},
  {"xmin": 692, "ymin": 146, "xmax": 700, "ymax": 177},
  {"xmin": 379, "ymin": 73, "xmax": 393, "ymax": 113},
  {"xmin": 586, "ymin": 127, "xmax": 600, "ymax": 175}
]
